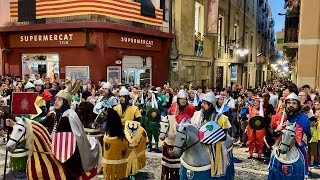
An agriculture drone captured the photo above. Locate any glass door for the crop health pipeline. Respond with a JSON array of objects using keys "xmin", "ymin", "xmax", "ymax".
[{"xmin": 122, "ymin": 68, "xmax": 151, "ymax": 86}]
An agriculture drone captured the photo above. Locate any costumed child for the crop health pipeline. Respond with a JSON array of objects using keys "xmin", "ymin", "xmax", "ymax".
[
  {"xmin": 22, "ymin": 82, "xmax": 47, "ymax": 122},
  {"xmin": 188, "ymin": 90, "xmax": 201, "ymax": 111},
  {"xmin": 34, "ymin": 80, "xmax": 52, "ymax": 112},
  {"xmin": 308, "ymin": 116, "xmax": 318, "ymax": 167},
  {"xmin": 5, "ymin": 113, "xmax": 28, "ymax": 180}
]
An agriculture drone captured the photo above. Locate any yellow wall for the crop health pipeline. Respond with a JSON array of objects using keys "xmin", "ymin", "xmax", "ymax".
[{"xmin": 297, "ymin": 0, "xmax": 320, "ymax": 88}]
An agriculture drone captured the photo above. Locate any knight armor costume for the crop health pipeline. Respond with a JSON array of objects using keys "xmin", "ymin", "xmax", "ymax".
[
  {"xmin": 98, "ymin": 82, "xmax": 119, "ymax": 107},
  {"xmin": 188, "ymin": 91, "xmax": 234, "ymax": 179},
  {"xmin": 168, "ymin": 89, "xmax": 196, "ymax": 124},
  {"xmin": 268, "ymin": 93, "xmax": 311, "ymax": 179}
]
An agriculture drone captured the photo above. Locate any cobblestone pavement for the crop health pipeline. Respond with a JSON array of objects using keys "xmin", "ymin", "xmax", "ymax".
[{"xmin": 1, "ymin": 141, "xmax": 320, "ymax": 180}]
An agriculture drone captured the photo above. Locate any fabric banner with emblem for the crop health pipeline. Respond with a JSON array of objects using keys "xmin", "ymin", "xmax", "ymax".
[
  {"xmin": 51, "ymin": 132, "xmax": 76, "ymax": 163},
  {"xmin": 295, "ymin": 124, "xmax": 307, "ymax": 146},
  {"xmin": 11, "ymin": 92, "xmax": 38, "ymax": 115},
  {"xmin": 199, "ymin": 118, "xmax": 225, "ymax": 144},
  {"xmin": 124, "ymin": 121, "xmax": 141, "ymax": 144}
]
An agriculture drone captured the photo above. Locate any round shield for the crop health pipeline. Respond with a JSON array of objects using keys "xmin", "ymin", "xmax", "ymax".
[
  {"xmin": 146, "ymin": 108, "xmax": 161, "ymax": 122},
  {"xmin": 249, "ymin": 116, "xmax": 265, "ymax": 130}
]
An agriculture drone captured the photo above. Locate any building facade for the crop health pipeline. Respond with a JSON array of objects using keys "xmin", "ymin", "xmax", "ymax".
[
  {"xmin": 295, "ymin": 0, "xmax": 320, "ymax": 88},
  {"xmin": 280, "ymin": 0, "xmax": 320, "ymax": 88},
  {"xmin": 212, "ymin": 0, "xmax": 258, "ymax": 90},
  {"xmin": 0, "ymin": 0, "xmax": 173, "ymax": 87},
  {"xmin": 256, "ymin": 0, "xmax": 275, "ymax": 86},
  {"xmin": 169, "ymin": 0, "xmax": 215, "ymax": 88}
]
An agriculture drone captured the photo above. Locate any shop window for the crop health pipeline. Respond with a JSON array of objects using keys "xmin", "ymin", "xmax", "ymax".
[
  {"xmin": 122, "ymin": 56, "xmax": 152, "ymax": 86},
  {"xmin": 22, "ymin": 54, "xmax": 59, "ymax": 82},
  {"xmin": 65, "ymin": 66, "xmax": 90, "ymax": 85}
]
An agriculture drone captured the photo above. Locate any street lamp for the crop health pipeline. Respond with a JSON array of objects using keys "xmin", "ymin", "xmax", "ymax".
[{"xmin": 236, "ymin": 48, "xmax": 249, "ymax": 57}]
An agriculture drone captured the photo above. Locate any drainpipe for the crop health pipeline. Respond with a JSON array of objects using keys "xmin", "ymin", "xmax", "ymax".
[
  {"xmin": 168, "ymin": 0, "xmax": 173, "ymax": 84},
  {"xmin": 227, "ymin": 0, "xmax": 231, "ymax": 52},
  {"xmin": 242, "ymin": 0, "xmax": 246, "ymax": 87}
]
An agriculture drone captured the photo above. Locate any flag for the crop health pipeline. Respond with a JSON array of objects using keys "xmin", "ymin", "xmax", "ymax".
[
  {"xmin": 11, "ymin": 92, "xmax": 38, "ymax": 115},
  {"xmin": 51, "ymin": 132, "xmax": 76, "ymax": 163},
  {"xmin": 199, "ymin": 120, "xmax": 225, "ymax": 144}
]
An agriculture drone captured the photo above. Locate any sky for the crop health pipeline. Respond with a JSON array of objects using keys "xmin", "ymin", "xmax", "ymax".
[{"xmin": 270, "ymin": 0, "xmax": 286, "ymax": 33}]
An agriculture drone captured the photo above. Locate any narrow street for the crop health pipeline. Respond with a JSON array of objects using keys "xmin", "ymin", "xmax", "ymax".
[{"xmin": 1, "ymin": 140, "xmax": 320, "ymax": 180}]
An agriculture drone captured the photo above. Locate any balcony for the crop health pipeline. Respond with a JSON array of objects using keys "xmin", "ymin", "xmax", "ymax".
[
  {"xmin": 9, "ymin": 0, "xmax": 164, "ymax": 31},
  {"xmin": 257, "ymin": 55, "xmax": 269, "ymax": 64},
  {"xmin": 283, "ymin": 0, "xmax": 300, "ymax": 48}
]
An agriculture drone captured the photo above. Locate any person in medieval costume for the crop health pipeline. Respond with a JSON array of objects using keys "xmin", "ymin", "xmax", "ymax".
[
  {"xmin": 133, "ymin": 90, "xmax": 145, "ymax": 110},
  {"xmin": 190, "ymin": 91, "xmax": 234, "ymax": 179},
  {"xmin": 5, "ymin": 113, "xmax": 28, "ymax": 180},
  {"xmin": 268, "ymin": 93, "xmax": 311, "ymax": 179},
  {"xmin": 41, "ymin": 80, "xmax": 100, "ymax": 179},
  {"xmin": 168, "ymin": 89, "xmax": 196, "ymax": 124},
  {"xmin": 113, "ymin": 86, "xmax": 146, "ymax": 177},
  {"xmin": 188, "ymin": 90, "xmax": 201, "ymax": 111},
  {"xmin": 34, "ymin": 79, "xmax": 52, "ymax": 112},
  {"xmin": 97, "ymin": 82, "xmax": 118, "ymax": 107},
  {"xmin": 113, "ymin": 86, "xmax": 142, "ymax": 126},
  {"xmin": 23, "ymin": 82, "xmax": 47, "ymax": 122},
  {"xmin": 215, "ymin": 93, "xmax": 233, "ymax": 134},
  {"xmin": 143, "ymin": 90, "xmax": 162, "ymax": 153},
  {"xmin": 246, "ymin": 95, "xmax": 266, "ymax": 160}
]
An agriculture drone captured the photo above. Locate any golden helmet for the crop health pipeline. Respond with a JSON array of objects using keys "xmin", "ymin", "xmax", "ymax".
[{"xmin": 56, "ymin": 79, "xmax": 82, "ymax": 105}]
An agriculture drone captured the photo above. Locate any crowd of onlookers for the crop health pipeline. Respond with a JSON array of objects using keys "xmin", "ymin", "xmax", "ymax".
[{"xmin": 2, "ymin": 74, "xmax": 320, "ymax": 166}]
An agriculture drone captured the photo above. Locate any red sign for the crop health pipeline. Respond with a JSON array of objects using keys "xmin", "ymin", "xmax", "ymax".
[
  {"xmin": 11, "ymin": 92, "xmax": 38, "ymax": 115},
  {"xmin": 107, "ymin": 33, "xmax": 161, "ymax": 51}
]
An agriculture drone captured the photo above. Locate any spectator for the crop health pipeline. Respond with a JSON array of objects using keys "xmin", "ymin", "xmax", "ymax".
[
  {"xmin": 87, "ymin": 88, "xmax": 98, "ymax": 105},
  {"xmin": 309, "ymin": 116, "xmax": 318, "ymax": 167}
]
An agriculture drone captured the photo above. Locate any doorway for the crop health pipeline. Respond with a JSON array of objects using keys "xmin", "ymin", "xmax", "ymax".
[{"xmin": 122, "ymin": 56, "xmax": 152, "ymax": 86}]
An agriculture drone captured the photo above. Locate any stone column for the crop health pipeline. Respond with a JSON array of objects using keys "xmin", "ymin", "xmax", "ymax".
[{"xmin": 297, "ymin": 0, "xmax": 320, "ymax": 88}]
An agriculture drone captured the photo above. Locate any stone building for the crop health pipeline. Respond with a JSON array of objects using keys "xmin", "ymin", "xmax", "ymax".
[
  {"xmin": 213, "ymin": 0, "xmax": 257, "ymax": 89},
  {"xmin": 169, "ymin": 0, "xmax": 215, "ymax": 88},
  {"xmin": 285, "ymin": 0, "xmax": 320, "ymax": 88},
  {"xmin": 0, "ymin": 0, "xmax": 173, "ymax": 86}
]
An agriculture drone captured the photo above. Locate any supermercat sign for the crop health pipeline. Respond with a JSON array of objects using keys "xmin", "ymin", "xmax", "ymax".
[
  {"xmin": 20, "ymin": 34, "xmax": 74, "ymax": 44},
  {"xmin": 9, "ymin": 32, "xmax": 86, "ymax": 48},
  {"xmin": 107, "ymin": 33, "xmax": 161, "ymax": 51}
]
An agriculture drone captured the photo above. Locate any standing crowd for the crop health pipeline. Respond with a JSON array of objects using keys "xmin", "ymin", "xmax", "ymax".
[{"xmin": 0, "ymin": 73, "xmax": 319, "ymax": 179}]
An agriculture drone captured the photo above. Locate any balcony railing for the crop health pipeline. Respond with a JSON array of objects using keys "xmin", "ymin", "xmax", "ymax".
[
  {"xmin": 283, "ymin": 0, "xmax": 300, "ymax": 45},
  {"xmin": 9, "ymin": 0, "xmax": 163, "ymax": 29}
]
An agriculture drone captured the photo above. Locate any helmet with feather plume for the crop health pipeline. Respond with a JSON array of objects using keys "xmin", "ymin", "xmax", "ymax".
[{"xmin": 56, "ymin": 79, "xmax": 82, "ymax": 105}]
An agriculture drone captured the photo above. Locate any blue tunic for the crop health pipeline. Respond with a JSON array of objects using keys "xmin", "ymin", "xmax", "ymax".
[
  {"xmin": 268, "ymin": 147, "xmax": 305, "ymax": 180},
  {"xmin": 180, "ymin": 150, "xmax": 234, "ymax": 180},
  {"xmin": 268, "ymin": 113, "xmax": 311, "ymax": 179}
]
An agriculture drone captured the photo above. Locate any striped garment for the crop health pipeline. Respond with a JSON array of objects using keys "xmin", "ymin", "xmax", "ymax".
[
  {"xmin": 27, "ymin": 121, "xmax": 67, "ymax": 180},
  {"xmin": 27, "ymin": 120, "xmax": 97, "ymax": 180},
  {"xmin": 161, "ymin": 142, "xmax": 180, "ymax": 180}
]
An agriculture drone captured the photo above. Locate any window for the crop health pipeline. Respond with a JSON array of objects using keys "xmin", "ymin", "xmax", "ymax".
[
  {"xmin": 65, "ymin": 66, "xmax": 90, "ymax": 85},
  {"xmin": 250, "ymin": 35, "xmax": 253, "ymax": 62},
  {"xmin": 22, "ymin": 53, "xmax": 59, "ymax": 82},
  {"xmin": 194, "ymin": 2, "xmax": 204, "ymax": 56},
  {"xmin": 234, "ymin": 25, "xmax": 238, "ymax": 41},
  {"xmin": 218, "ymin": 16, "xmax": 223, "ymax": 58}
]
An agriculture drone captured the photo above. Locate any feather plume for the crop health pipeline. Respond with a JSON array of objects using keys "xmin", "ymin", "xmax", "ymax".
[
  {"xmin": 65, "ymin": 80, "xmax": 72, "ymax": 93},
  {"xmin": 71, "ymin": 79, "xmax": 82, "ymax": 95}
]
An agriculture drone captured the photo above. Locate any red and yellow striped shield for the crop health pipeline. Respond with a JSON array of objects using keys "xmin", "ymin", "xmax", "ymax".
[{"xmin": 51, "ymin": 132, "xmax": 76, "ymax": 163}]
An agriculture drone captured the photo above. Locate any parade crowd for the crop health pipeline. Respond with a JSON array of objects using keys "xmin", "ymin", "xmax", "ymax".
[{"xmin": 0, "ymin": 73, "xmax": 319, "ymax": 179}]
